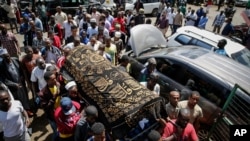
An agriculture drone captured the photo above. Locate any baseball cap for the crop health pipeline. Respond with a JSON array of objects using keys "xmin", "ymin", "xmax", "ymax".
[{"xmin": 60, "ymin": 97, "xmax": 76, "ymax": 115}]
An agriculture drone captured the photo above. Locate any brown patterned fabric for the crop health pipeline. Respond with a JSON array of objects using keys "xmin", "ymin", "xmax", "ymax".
[{"xmin": 63, "ymin": 45, "xmax": 163, "ymax": 130}]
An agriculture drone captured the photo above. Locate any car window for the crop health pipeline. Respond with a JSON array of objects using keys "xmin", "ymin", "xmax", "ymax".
[
  {"xmin": 175, "ymin": 34, "xmax": 192, "ymax": 45},
  {"xmin": 172, "ymin": 67, "xmax": 227, "ymax": 107},
  {"xmin": 231, "ymin": 48, "xmax": 250, "ymax": 68},
  {"xmin": 189, "ymin": 39, "xmax": 213, "ymax": 50}
]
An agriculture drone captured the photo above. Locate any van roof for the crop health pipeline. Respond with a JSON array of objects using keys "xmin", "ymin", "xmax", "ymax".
[
  {"xmin": 169, "ymin": 47, "xmax": 250, "ymax": 94},
  {"xmin": 176, "ymin": 26, "xmax": 245, "ymax": 57}
]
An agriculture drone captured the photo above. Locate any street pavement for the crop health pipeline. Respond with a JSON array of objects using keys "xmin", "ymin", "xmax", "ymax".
[{"xmin": 2, "ymin": 4, "xmax": 245, "ymax": 141}]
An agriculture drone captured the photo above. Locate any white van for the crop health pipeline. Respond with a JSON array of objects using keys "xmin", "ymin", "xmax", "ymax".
[{"xmin": 167, "ymin": 26, "xmax": 250, "ymax": 68}]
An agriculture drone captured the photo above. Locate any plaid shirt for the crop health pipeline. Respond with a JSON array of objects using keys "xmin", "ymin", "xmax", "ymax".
[
  {"xmin": 213, "ymin": 14, "xmax": 225, "ymax": 26},
  {"xmin": 0, "ymin": 32, "xmax": 19, "ymax": 57}
]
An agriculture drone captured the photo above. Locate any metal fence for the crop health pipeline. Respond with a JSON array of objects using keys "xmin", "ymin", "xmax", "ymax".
[{"xmin": 206, "ymin": 84, "xmax": 250, "ymax": 141}]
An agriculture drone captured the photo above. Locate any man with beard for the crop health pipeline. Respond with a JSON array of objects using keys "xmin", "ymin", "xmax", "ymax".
[
  {"xmin": 0, "ymin": 49, "xmax": 33, "ymax": 116},
  {"xmin": 0, "ymin": 24, "xmax": 20, "ymax": 57},
  {"xmin": 0, "ymin": 90, "xmax": 31, "ymax": 141},
  {"xmin": 162, "ymin": 108, "xmax": 198, "ymax": 141}
]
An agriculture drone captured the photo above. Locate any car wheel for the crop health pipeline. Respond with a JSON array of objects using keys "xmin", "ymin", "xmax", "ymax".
[
  {"xmin": 233, "ymin": 30, "xmax": 244, "ymax": 40},
  {"xmin": 151, "ymin": 8, "xmax": 158, "ymax": 17}
]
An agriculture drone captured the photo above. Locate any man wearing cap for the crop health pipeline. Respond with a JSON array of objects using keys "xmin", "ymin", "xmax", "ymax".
[
  {"xmin": 139, "ymin": 57, "xmax": 157, "ymax": 82},
  {"xmin": 64, "ymin": 81, "xmax": 87, "ymax": 110},
  {"xmin": 87, "ymin": 18, "xmax": 98, "ymax": 38},
  {"xmin": 111, "ymin": 31, "xmax": 123, "ymax": 55},
  {"xmin": 75, "ymin": 105, "xmax": 98, "ymax": 141},
  {"xmin": 54, "ymin": 97, "xmax": 81, "ymax": 141}
]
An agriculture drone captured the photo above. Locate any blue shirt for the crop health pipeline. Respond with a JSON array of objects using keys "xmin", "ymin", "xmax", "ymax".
[
  {"xmin": 215, "ymin": 49, "xmax": 227, "ymax": 56},
  {"xmin": 221, "ymin": 23, "xmax": 234, "ymax": 36},
  {"xmin": 198, "ymin": 16, "xmax": 208, "ymax": 29}
]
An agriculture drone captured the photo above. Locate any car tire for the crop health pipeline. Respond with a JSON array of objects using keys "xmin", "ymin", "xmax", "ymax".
[
  {"xmin": 151, "ymin": 8, "xmax": 158, "ymax": 17},
  {"xmin": 233, "ymin": 30, "xmax": 244, "ymax": 40}
]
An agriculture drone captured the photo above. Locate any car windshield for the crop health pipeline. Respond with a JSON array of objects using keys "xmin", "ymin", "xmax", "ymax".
[{"xmin": 231, "ymin": 48, "xmax": 250, "ymax": 68}]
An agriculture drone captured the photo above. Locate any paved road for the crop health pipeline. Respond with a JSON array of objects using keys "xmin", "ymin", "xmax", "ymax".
[{"xmin": 2, "ymin": 4, "xmax": 245, "ymax": 141}]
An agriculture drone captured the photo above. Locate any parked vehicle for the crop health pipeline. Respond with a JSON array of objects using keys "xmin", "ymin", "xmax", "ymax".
[
  {"xmin": 125, "ymin": 0, "xmax": 159, "ymax": 16},
  {"xmin": 167, "ymin": 26, "xmax": 250, "ymax": 68},
  {"xmin": 127, "ymin": 24, "xmax": 250, "ymax": 139},
  {"xmin": 235, "ymin": 0, "xmax": 248, "ymax": 7}
]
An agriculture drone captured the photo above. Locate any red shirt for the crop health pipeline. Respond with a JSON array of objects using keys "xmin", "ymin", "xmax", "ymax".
[
  {"xmin": 52, "ymin": 35, "xmax": 61, "ymax": 49},
  {"xmin": 111, "ymin": 18, "xmax": 126, "ymax": 33},
  {"xmin": 57, "ymin": 56, "xmax": 65, "ymax": 69},
  {"xmin": 162, "ymin": 120, "xmax": 198, "ymax": 141},
  {"xmin": 54, "ymin": 101, "xmax": 81, "ymax": 135}
]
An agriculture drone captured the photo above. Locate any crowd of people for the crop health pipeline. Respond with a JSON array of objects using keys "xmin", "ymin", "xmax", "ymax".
[{"xmin": 0, "ymin": 0, "xmax": 239, "ymax": 140}]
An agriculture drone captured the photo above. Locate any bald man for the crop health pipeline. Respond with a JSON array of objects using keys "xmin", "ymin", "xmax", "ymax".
[
  {"xmin": 162, "ymin": 108, "xmax": 198, "ymax": 141},
  {"xmin": 165, "ymin": 91, "xmax": 181, "ymax": 120}
]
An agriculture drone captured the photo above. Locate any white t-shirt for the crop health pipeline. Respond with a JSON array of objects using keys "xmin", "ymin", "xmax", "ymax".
[
  {"xmin": 0, "ymin": 100, "xmax": 25, "ymax": 137},
  {"xmin": 185, "ymin": 13, "xmax": 197, "ymax": 26},
  {"xmin": 63, "ymin": 20, "xmax": 77, "ymax": 39},
  {"xmin": 30, "ymin": 64, "xmax": 52, "ymax": 90},
  {"xmin": 64, "ymin": 42, "xmax": 85, "ymax": 49},
  {"xmin": 3, "ymin": 3, "xmax": 16, "ymax": 18},
  {"xmin": 140, "ymin": 82, "xmax": 160, "ymax": 96},
  {"xmin": 55, "ymin": 12, "xmax": 67, "ymax": 26}
]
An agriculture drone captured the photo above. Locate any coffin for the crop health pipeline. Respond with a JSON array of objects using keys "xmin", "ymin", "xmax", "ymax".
[{"xmin": 61, "ymin": 45, "xmax": 164, "ymax": 139}]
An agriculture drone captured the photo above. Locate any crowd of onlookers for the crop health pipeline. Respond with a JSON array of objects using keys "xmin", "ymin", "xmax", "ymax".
[{"xmin": 0, "ymin": 0, "xmax": 240, "ymax": 140}]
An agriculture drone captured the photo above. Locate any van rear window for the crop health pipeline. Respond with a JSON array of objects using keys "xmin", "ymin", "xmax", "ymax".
[{"xmin": 231, "ymin": 48, "xmax": 250, "ymax": 68}]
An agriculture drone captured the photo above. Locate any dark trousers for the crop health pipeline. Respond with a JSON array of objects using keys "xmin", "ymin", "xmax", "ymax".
[
  {"xmin": 8, "ymin": 18, "xmax": 18, "ymax": 33},
  {"xmin": 173, "ymin": 25, "xmax": 181, "ymax": 34}
]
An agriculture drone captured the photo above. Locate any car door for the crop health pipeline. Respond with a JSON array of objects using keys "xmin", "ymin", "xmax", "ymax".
[{"xmin": 141, "ymin": 0, "xmax": 159, "ymax": 14}]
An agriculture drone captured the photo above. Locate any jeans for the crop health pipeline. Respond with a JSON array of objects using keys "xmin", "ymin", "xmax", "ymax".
[{"xmin": 48, "ymin": 119, "xmax": 58, "ymax": 141}]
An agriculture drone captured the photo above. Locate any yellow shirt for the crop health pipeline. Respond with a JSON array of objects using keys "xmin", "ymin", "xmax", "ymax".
[
  {"xmin": 105, "ymin": 43, "xmax": 117, "ymax": 65},
  {"xmin": 49, "ymin": 85, "xmax": 61, "ymax": 109}
]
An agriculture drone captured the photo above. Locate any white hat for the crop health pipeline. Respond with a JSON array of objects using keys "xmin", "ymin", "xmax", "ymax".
[
  {"xmin": 115, "ymin": 31, "xmax": 121, "ymax": 38},
  {"xmin": 90, "ymin": 18, "xmax": 97, "ymax": 23},
  {"xmin": 0, "ymin": 48, "xmax": 8, "ymax": 56},
  {"xmin": 65, "ymin": 81, "xmax": 77, "ymax": 90}
]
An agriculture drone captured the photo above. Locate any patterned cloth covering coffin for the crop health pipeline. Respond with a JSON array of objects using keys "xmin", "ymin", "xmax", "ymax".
[{"xmin": 62, "ymin": 45, "xmax": 163, "ymax": 138}]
